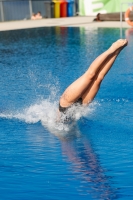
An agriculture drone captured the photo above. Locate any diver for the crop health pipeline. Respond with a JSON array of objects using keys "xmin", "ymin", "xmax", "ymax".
[{"xmin": 58, "ymin": 39, "xmax": 128, "ymax": 119}]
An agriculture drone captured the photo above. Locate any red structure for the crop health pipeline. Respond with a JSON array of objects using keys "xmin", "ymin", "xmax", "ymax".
[{"xmin": 60, "ymin": 0, "xmax": 68, "ymax": 17}]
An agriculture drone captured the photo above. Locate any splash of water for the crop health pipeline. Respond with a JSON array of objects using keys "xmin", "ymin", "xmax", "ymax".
[
  {"xmin": 0, "ymin": 98, "xmax": 95, "ymax": 134},
  {"xmin": 0, "ymin": 99, "xmax": 56, "ymax": 122}
]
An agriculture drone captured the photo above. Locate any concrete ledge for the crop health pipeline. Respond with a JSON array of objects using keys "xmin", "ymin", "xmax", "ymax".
[{"xmin": 0, "ymin": 16, "xmax": 131, "ymax": 31}]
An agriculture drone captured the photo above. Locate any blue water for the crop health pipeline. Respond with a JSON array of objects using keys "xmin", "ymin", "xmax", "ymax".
[{"xmin": 0, "ymin": 27, "xmax": 133, "ymax": 200}]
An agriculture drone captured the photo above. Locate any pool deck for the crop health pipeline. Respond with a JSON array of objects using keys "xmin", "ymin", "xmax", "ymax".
[{"xmin": 0, "ymin": 16, "xmax": 131, "ymax": 31}]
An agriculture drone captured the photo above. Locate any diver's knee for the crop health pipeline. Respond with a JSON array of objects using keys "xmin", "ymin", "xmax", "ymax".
[
  {"xmin": 87, "ymin": 70, "xmax": 96, "ymax": 80},
  {"xmin": 96, "ymin": 74, "xmax": 104, "ymax": 84}
]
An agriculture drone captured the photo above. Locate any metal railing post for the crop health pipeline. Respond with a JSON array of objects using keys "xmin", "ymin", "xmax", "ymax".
[
  {"xmin": 120, "ymin": 1, "xmax": 133, "ymax": 38},
  {"xmin": 120, "ymin": 2, "xmax": 123, "ymax": 38},
  {"xmin": 29, "ymin": 0, "xmax": 33, "ymax": 17},
  {"xmin": 0, "ymin": 1, "xmax": 4, "ymax": 21}
]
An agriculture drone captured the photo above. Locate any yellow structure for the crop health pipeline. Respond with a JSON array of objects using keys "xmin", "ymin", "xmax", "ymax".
[{"xmin": 53, "ymin": 0, "xmax": 60, "ymax": 18}]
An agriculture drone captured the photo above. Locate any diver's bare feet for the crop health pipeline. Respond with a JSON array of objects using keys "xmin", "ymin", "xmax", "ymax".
[{"xmin": 109, "ymin": 39, "xmax": 128, "ymax": 54}]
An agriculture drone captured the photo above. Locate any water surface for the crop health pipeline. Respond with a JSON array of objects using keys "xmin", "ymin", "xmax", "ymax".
[{"xmin": 0, "ymin": 27, "xmax": 133, "ymax": 200}]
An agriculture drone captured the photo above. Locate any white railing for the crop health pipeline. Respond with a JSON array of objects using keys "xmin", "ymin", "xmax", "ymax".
[
  {"xmin": 120, "ymin": 1, "xmax": 133, "ymax": 25},
  {"xmin": 120, "ymin": 1, "xmax": 133, "ymax": 38}
]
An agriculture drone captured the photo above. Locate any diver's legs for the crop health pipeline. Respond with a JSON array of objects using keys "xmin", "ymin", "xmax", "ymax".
[
  {"xmin": 60, "ymin": 39, "xmax": 127, "ymax": 107},
  {"xmin": 82, "ymin": 53, "xmax": 119, "ymax": 104}
]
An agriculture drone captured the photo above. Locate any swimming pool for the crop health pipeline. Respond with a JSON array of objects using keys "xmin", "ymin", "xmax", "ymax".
[{"xmin": 0, "ymin": 26, "xmax": 133, "ymax": 200}]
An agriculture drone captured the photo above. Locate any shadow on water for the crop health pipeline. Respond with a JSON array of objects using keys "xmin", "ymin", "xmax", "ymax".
[{"xmin": 53, "ymin": 118, "xmax": 118, "ymax": 200}]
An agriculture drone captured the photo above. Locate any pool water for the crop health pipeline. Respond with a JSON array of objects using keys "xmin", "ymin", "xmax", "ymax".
[{"xmin": 0, "ymin": 27, "xmax": 133, "ymax": 200}]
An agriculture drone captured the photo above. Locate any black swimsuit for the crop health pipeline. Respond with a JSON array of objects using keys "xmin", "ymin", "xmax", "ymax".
[{"xmin": 59, "ymin": 98, "xmax": 83, "ymax": 114}]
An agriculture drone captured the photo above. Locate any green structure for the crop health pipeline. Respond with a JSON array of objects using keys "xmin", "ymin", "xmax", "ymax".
[
  {"xmin": 79, "ymin": 0, "xmax": 133, "ymax": 16},
  {"xmin": 79, "ymin": 0, "xmax": 85, "ymax": 15},
  {"xmin": 92, "ymin": 0, "xmax": 133, "ymax": 13}
]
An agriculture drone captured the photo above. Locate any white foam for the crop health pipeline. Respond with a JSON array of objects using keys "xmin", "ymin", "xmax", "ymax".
[
  {"xmin": 0, "ymin": 99, "xmax": 56, "ymax": 122},
  {"xmin": 0, "ymin": 99, "xmax": 96, "ymax": 136}
]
